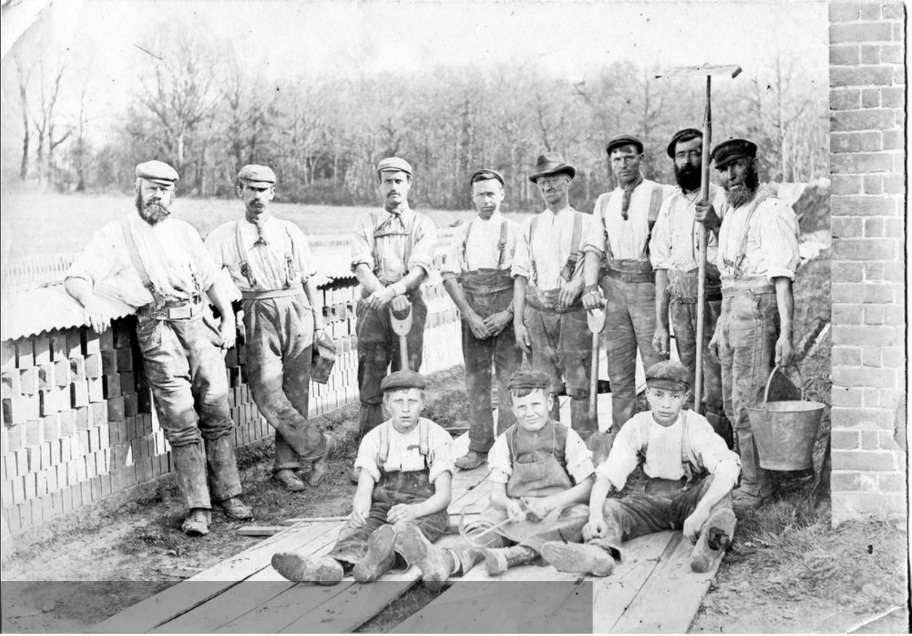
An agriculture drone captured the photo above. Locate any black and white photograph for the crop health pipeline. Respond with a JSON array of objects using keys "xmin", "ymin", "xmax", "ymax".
[{"xmin": 0, "ymin": 0, "xmax": 907, "ymax": 632}]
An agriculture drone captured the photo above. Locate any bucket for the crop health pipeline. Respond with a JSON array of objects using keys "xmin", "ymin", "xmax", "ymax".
[{"xmin": 747, "ymin": 365, "xmax": 825, "ymax": 471}]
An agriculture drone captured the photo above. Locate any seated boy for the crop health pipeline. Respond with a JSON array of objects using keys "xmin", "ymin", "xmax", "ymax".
[
  {"xmin": 542, "ymin": 360, "xmax": 740, "ymax": 576},
  {"xmin": 398, "ymin": 370, "xmax": 596, "ymax": 588},
  {"xmin": 272, "ymin": 370, "xmax": 453, "ymax": 585}
]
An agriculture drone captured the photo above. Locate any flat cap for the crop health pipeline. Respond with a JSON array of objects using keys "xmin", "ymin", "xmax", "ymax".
[
  {"xmin": 377, "ymin": 157, "xmax": 413, "ymax": 177},
  {"xmin": 237, "ymin": 164, "xmax": 276, "ymax": 184},
  {"xmin": 529, "ymin": 152, "xmax": 576, "ymax": 183},
  {"xmin": 606, "ymin": 135, "xmax": 644, "ymax": 156},
  {"xmin": 135, "ymin": 160, "xmax": 179, "ymax": 186},
  {"xmin": 645, "ymin": 360, "xmax": 691, "ymax": 391},
  {"xmin": 380, "ymin": 370, "xmax": 427, "ymax": 392},
  {"xmin": 711, "ymin": 138, "xmax": 757, "ymax": 169},
  {"xmin": 666, "ymin": 127, "xmax": 703, "ymax": 158},
  {"xmin": 470, "ymin": 168, "xmax": 505, "ymax": 187},
  {"xmin": 507, "ymin": 370, "xmax": 552, "ymax": 391}
]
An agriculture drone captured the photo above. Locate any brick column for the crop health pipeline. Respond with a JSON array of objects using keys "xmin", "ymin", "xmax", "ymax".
[{"xmin": 828, "ymin": 1, "xmax": 906, "ymax": 525}]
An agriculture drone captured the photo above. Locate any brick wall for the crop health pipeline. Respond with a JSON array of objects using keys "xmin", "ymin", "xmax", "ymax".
[{"xmin": 828, "ymin": 1, "xmax": 906, "ymax": 525}]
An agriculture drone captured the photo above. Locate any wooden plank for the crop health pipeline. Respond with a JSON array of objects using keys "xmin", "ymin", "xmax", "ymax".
[
  {"xmin": 536, "ymin": 581, "xmax": 595, "ymax": 633},
  {"xmin": 592, "ymin": 530, "xmax": 678, "ymax": 633},
  {"xmin": 610, "ymin": 531, "xmax": 724, "ymax": 634}
]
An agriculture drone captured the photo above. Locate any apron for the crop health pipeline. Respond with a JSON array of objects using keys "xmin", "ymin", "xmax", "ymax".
[{"xmin": 460, "ymin": 215, "xmax": 514, "ymax": 318}]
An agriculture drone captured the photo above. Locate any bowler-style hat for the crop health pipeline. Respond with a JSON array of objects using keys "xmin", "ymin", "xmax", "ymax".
[
  {"xmin": 711, "ymin": 138, "xmax": 758, "ymax": 169},
  {"xmin": 380, "ymin": 370, "xmax": 427, "ymax": 392},
  {"xmin": 135, "ymin": 160, "xmax": 179, "ymax": 186},
  {"xmin": 606, "ymin": 135, "xmax": 644, "ymax": 156},
  {"xmin": 237, "ymin": 164, "xmax": 276, "ymax": 185},
  {"xmin": 645, "ymin": 360, "xmax": 691, "ymax": 392},
  {"xmin": 666, "ymin": 128, "xmax": 703, "ymax": 158},
  {"xmin": 528, "ymin": 152, "xmax": 576, "ymax": 183}
]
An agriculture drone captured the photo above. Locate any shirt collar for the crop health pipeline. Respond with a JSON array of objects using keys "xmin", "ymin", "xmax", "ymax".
[
  {"xmin": 475, "ymin": 210, "xmax": 502, "ymax": 223},
  {"xmin": 542, "ymin": 205, "xmax": 574, "ymax": 218}
]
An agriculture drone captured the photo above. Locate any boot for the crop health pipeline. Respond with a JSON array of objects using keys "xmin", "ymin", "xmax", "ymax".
[
  {"xmin": 690, "ymin": 508, "xmax": 737, "ymax": 573},
  {"xmin": 484, "ymin": 545, "xmax": 537, "ymax": 576},
  {"xmin": 181, "ymin": 508, "xmax": 211, "ymax": 536},
  {"xmin": 541, "ymin": 541, "xmax": 615, "ymax": 577},
  {"xmin": 394, "ymin": 522, "xmax": 455, "ymax": 591},
  {"xmin": 454, "ymin": 450, "xmax": 487, "ymax": 471},
  {"xmin": 274, "ymin": 468, "xmax": 306, "ymax": 492},
  {"xmin": 170, "ymin": 442, "xmax": 211, "ymax": 510},
  {"xmin": 308, "ymin": 433, "xmax": 334, "ymax": 487},
  {"xmin": 353, "ymin": 525, "xmax": 397, "ymax": 583},
  {"xmin": 216, "ymin": 497, "xmax": 253, "ymax": 520},
  {"xmin": 448, "ymin": 545, "xmax": 486, "ymax": 577},
  {"xmin": 272, "ymin": 552, "xmax": 344, "ymax": 585},
  {"xmin": 205, "ymin": 434, "xmax": 244, "ymax": 504}
]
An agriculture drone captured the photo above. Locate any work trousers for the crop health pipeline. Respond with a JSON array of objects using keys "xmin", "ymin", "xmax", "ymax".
[
  {"xmin": 356, "ymin": 293, "xmax": 427, "ymax": 436},
  {"xmin": 717, "ymin": 285, "xmax": 779, "ymax": 498},
  {"xmin": 242, "ymin": 295, "xmax": 325, "ymax": 472},
  {"xmin": 600, "ymin": 276, "xmax": 665, "ymax": 431},
  {"xmin": 479, "ymin": 503, "xmax": 590, "ymax": 553},
  {"xmin": 135, "ymin": 312, "xmax": 241, "ymax": 508},
  {"xmin": 523, "ymin": 305, "xmax": 596, "ymax": 440}
]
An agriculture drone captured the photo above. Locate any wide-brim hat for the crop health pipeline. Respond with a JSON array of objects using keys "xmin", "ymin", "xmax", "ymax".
[
  {"xmin": 529, "ymin": 152, "xmax": 576, "ymax": 183},
  {"xmin": 606, "ymin": 135, "xmax": 644, "ymax": 156},
  {"xmin": 666, "ymin": 128, "xmax": 703, "ymax": 158},
  {"xmin": 711, "ymin": 138, "xmax": 757, "ymax": 169}
]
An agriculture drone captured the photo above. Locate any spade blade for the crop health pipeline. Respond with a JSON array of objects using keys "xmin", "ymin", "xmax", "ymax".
[{"xmin": 655, "ymin": 64, "xmax": 742, "ymax": 79}]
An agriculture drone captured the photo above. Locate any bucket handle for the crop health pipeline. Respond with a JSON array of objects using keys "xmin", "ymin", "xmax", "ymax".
[{"xmin": 761, "ymin": 363, "xmax": 806, "ymax": 406}]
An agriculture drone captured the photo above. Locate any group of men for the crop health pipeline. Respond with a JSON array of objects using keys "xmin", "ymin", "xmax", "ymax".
[{"xmin": 63, "ymin": 125, "xmax": 798, "ymax": 537}]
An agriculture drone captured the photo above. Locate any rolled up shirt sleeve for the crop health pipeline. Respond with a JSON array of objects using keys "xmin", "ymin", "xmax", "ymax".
[
  {"xmin": 427, "ymin": 426, "xmax": 455, "ymax": 484},
  {"xmin": 759, "ymin": 200, "xmax": 800, "ymax": 281},
  {"xmin": 510, "ymin": 222, "xmax": 533, "ymax": 280},
  {"xmin": 353, "ymin": 429, "xmax": 383, "ymax": 483},
  {"xmin": 649, "ymin": 197, "xmax": 674, "ymax": 270},
  {"xmin": 687, "ymin": 417, "xmax": 742, "ymax": 486},
  {"xmin": 295, "ymin": 228, "xmax": 319, "ymax": 280},
  {"xmin": 594, "ymin": 421, "xmax": 642, "ymax": 491},
  {"xmin": 441, "ymin": 221, "xmax": 466, "ymax": 282},
  {"xmin": 486, "ymin": 432, "xmax": 512, "ymax": 484},
  {"xmin": 582, "ymin": 195, "xmax": 608, "ymax": 256},
  {"xmin": 407, "ymin": 216, "xmax": 438, "ymax": 276},
  {"xmin": 564, "ymin": 429, "xmax": 596, "ymax": 484},
  {"xmin": 350, "ymin": 213, "xmax": 376, "ymax": 273},
  {"xmin": 66, "ymin": 226, "xmax": 118, "ymax": 288}
]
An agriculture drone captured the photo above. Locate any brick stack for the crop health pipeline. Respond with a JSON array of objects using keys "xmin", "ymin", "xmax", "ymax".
[{"xmin": 828, "ymin": 1, "xmax": 906, "ymax": 525}]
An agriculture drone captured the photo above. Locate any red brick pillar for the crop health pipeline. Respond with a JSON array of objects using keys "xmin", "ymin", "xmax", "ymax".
[{"xmin": 829, "ymin": 1, "xmax": 906, "ymax": 525}]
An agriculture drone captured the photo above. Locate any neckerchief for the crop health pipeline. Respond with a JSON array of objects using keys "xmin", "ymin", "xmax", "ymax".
[{"xmin": 620, "ymin": 173, "xmax": 645, "ymax": 220}]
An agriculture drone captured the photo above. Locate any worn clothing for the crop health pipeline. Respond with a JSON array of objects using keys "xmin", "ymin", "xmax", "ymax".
[
  {"xmin": 350, "ymin": 206, "xmax": 438, "ymax": 284},
  {"xmin": 488, "ymin": 420, "xmax": 595, "ymax": 488},
  {"xmin": 354, "ymin": 418, "xmax": 454, "ymax": 486},
  {"xmin": 512, "ymin": 207, "xmax": 595, "ymax": 290},
  {"xmin": 584, "ymin": 180, "xmax": 669, "ymax": 265},
  {"xmin": 649, "ymin": 185, "xmax": 728, "ymax": 275},
  {"xmin": 716, "ymin": 194, "xmax": 800, "ymax": 281},
  {"xmin": 441, "ymin": 212, "xmax": 520, "ymax": 279}
]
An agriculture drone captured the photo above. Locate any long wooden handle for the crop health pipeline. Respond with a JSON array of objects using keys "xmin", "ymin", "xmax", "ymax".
[
  {"xmin": 694, "ymin": 76, "xmax": 712, "ymax": 413},
  {"xmin": 589, "ymin": 331, "xmax": 599, "ymax": 419}
]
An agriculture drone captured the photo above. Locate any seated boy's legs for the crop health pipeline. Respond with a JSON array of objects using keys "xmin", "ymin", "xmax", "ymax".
[{"xmin": 668, "ymin": 476, "xmax": 737, "ymax": 572}]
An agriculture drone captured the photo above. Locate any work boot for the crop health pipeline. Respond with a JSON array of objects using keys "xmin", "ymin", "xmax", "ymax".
[
  {"xmin": 181, "ymin": 508, "xmax": 211, "ymax": 536},
  {"xmin": 448, "ymin": 545, "xmax": 486, "ymax": 577},
  {"xmin": 272, "ymin": 552, "xmax": 344, "ymax": 585},
  {"xmin": 395, "ymin": 522, "xmax": 454, "ymax": 591},
  {"xmin": 484, "ymin": 545, "xmax": 537, "ymax": 576},
  {"xmin": 732, "ymin": 490, "xmax": 768, "ymax": 512},
  {"xmin": 541, "ymin": 541, "xmax": 616, "ymax": 577},
  {"xmin": 353, "ymin": 525, "xmax": 397, "ymax": 583},
  {"xmin": 274, "ymin": 468, "xmax": 306, "ymax": 492},
  {"xmin": 690, "ymin": 508, "xmax": 737, "ymax": 573},
  {"xmin": 216, "ymin": 497, "xmax": 253, "ymax": 520},
  {"xmin": 454, "ymin": 450, "xmax": 487, "ymax": 471},
  {"xmin": 308, "ymin": 433, "xmax": 334, "ymax": 487}
]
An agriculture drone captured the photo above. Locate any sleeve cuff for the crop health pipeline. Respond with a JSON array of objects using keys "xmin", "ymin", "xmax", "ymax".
[
  {"xmin": 766, "ymin": 268, "xmax": 795, "ymax": 281},
  {"xmin": 582, "ymin": 245, "xmax": 605, "ymax": 256},
  {"xmin": 353, "ymin": 459, "xmax": 382, "ymax": 483},
  {"xmin": 350, "ymin": 258, "xmax": 374, "ymax": 273},
  {"xmin": 571, "ymin": 460, "xmax": 595, "ymax": 484}
]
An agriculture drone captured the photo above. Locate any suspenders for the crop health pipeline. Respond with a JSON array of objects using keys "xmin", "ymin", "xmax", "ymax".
[
  {"xmin": 527, "ymin": 212, "xmax": 583, "ymax": 285},
  {"xmin": 601, "ymin": 184, "xmax": 664, "ymax": 262},
  {"xmin": 377, "ymin": 419, "xmax": 430, "ymax": 466},
  {"xmin": 233, "ymin": 220, "xmax": 300, "ymax": 290},
  {"xmin": 371, "ymin": 210, "xmax": 417, "ymax": 280},
  {"xmin": 461, "ymin": 219, "xmax": 509, "ymax": 271},
  {"xmin": 120, "ymin": 218, "xmax": 158, "ymax": 301},
  {"xmin": 726, "ymin": 192, "xmax": 772, "ymax": 276}
]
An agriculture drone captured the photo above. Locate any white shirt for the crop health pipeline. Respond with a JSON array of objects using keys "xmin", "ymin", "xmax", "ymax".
[
  {"xmin": 354, "ymin": 418, "xmax": 454, "ymax": 485},
  {"xmin": 350, "ymin": 206, "xmax": 438, "ymax": 283},
  {"xmin": 441, "ymin": 212, "xmax": 520, "ymax": 279},
  {"xmin": 487, "ymin": 425, "xmax": 595, "ymax": 486},
  {"xmin": 511, "ymin": 207, "xmax": 594, "ymax": 289},
  {"xmin": 716, "ymin": 193, "xmax": 800, "ymax": 281},
  {"xmin": 584, "ymin": 180, "xmax": 670, "ymax": 260},
  {"xmin": 650, "ymin": 185, "xmax": 728, "ymax": 272}
]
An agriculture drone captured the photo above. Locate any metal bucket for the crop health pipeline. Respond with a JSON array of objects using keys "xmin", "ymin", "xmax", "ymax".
[{"xmin": 747, "ymin": 365, "xmax": 825, "ymax": 471}]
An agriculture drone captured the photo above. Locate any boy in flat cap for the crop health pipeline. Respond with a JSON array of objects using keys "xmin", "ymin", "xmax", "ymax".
[
  {"xmin": 206, "ymin": 165, "xmax": 334, "ymax": 492},
  {"xmin": 351, "ymin": 158, "xmax": 438, "ymax": 462},
  {"xmin": 650, "ymin": 129, "xmax": 733, "ymax": 448},
  {"xmin": 65, "ymin": 160, "xmax": 250, "ymax": 536},
  {"xmin": 542, "ymin": 360, "xmax": 740, "ymax": 576},
  {"xmin": 512, "ymin": 153, "xmax": 599, "ymax": 442},
  {"xmin": 272, "ymin": 370, "xmax": 454, "ymax": 585},
  {"xmin": 700, "ymin": 138, "xmax": 800, "ymax": 510},
  {"xmin": 399, "ymin": 370, "xmax": 596, "ymax": 588},
  {"xmin": 583, "ymin": 135, "xmax": 668, "ymax": 435},
  {"xmin": 442, "ymin": 169, "xmax": 522, "ymax": 471}
]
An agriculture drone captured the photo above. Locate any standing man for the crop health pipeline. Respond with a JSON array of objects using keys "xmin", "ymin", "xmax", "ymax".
[
  {"xmin": 512, "ymin": 153, "xmax": 598, "ymax": 443},
  {"xmin": 583, "ymin": 135, "xmax": 667, "ymax": 433},
  {"xmin": 206, "ymin": 165, "xmax": 334, "ymax": 492},
  {"xmin": 64, "ymin": 161, "xmax": 251, "ymax": 536},
  {"xmin": 351, "ymin": 157, "xmax": 438, "ymax": 443},
  {"xmin": 442, "ymin": 169, "xmax": 522, "ymax": 470},
  {"xmin": 704, "ymin": 138, "xmax": 799, "ymax": 510},
  {"xmin": 650, "ymin": 128, "xmax": 733, "ymax": 447}
]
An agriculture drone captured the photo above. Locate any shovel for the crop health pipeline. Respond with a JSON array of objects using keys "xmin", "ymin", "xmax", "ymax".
[
  {"xmin": 587, "ymin": 307, "xmax": 608, "ymax": 424},
  {"xmin": 390, "ymin": 304, "xmax": 414, "ymax": 371}
]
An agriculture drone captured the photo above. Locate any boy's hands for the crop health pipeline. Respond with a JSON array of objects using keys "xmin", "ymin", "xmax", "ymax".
[
  {"xmin": 519, "ymin": 497, "xmax": 551, "ymax": 522},
  {"xmin": 505, "ymin": 498, "xmax": 526, "ymax": 522},
  {"xmin": 582, "ymin": 515, "xmax": 607, "ymax": 541},
  {"xmin": 683, "ymin": 505, "xmax": 711, "ymax": 542},
  {"xmin": 387, "ymin": 503, "xmax": 423, "ymax": 524}
]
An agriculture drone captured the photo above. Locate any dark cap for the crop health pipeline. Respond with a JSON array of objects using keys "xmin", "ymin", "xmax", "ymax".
[
  {"xmin": 135, "ymin": 160, "xmax": 179, "ymax": 186},
  {"xmin": 507, "ymin": 370, "xmax": 552, "ymax": 391},
  {"xmin": 645, "ymin": 360, "xmax": 691, "ymax": 391},
  {"xmin": 377, "ymin": 157, "xmax": 413, "ymax": 177},
  {"xmin": 470, "ymin": 168, "xmax": 505, "ymax": 187},
  {"xmin": 529, "ymin": 152, "xmax": 576, "ymax": 183},
  {"xmin": 666, "ymin": 128, "xmax": 703, "ymax": 158},
  {"xmin": 606, "ymin": 135, "xmax": 644, "ymax": 156},
  {"xmin": 711, "ymin": 138, "xmax": 757, "ymax": 170},
  {"xmin": 237, "ymin": 164, "xmax": 276, "ymax": 185},
  {"xmin": 380, "ymin": 370, "xmax": 427, "ymax": 393}
]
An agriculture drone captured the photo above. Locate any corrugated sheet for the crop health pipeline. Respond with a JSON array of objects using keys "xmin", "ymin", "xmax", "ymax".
[{"xmin": 1, "ymin": 286, "xmax": 135, "ymax": 340}]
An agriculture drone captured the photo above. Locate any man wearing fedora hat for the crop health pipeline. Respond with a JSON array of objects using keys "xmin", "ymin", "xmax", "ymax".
[
  {"xmin": 701, "ymin": 138, "xmax": 799, "ymax": 510},
  {"xmin": 351, "ymin": 157, "xmax": 438, "ymax": 447},
  {"xmin": 207, "ymin": 164, "xmax": 335, "ymax": 493},
  {"xmin": 649, "ymin": 128, "xmax": 733, "ymax": 448},
  {"xmin": 64, "ymin": 160, "xmax": 251, "ymax": 535},
  {"xmin": 583, "ymin": 135, "xmax": 668, "ymax": 434},
  {"xmin": 512, "ymin": 152, "xmax": 598, "ymax": 442},
  {"xmin": 442, "ymin": 169, "xmax": 522, "ymax": 470}
]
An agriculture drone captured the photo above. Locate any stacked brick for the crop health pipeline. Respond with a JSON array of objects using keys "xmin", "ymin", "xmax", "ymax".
[{"xmin": 828, "ymin": 1, "xmax": 906, "ymax": 525}]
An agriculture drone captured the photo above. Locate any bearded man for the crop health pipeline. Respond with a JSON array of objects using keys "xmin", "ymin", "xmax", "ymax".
[
  {"xmin": 700, "ymin": 139, "xmax": 800, "ymax": 511},
  {"xmin": 65, "ymin": 160, "xmax": 251, "ymax": 536}
]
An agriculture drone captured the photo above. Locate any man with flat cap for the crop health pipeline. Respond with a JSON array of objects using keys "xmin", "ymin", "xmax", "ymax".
[
  {"xmin": 512, "ymin": 153, "xmax": 598, "ymax": 442},
  {"xmin": 583, "ymin": 135, "xmax": 668, "ymax": 435},
  {"xmin": 649, "ymin": 128, "xmax": 733, "ymax": 448},
  {"xmin": 442, "ymin": 169, "xmax": 522, "ymax": 470},
  {"xmin": 206, "ymin": 164, "xmax": 334, "ymax": 492},
  {"xmin": 701, "ymin": 138, "xmax": 799, "ymax": 510},
  {"xmin": 64, "ymin": 160, "xmax": 251, "ymax": 536},
  {"xmin": 351, "ymin": 157, "xmax": 438, "ymax": 452}
]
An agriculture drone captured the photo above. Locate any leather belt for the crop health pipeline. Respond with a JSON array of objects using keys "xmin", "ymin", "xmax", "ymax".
[
  {"xmin": 139, "ymin": 301, "xmax": 205, "ymax": 321},
  {"xmin": 722, "ymin": 277, "xmax": 775, "ymax": 294},
  {"xmin": 241, "ymin": 284, "xmax": 305, "ymax": 301}
]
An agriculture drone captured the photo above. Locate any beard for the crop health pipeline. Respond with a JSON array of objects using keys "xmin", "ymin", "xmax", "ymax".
[
  {"xmin": 674, "ymin": 162, "xmax": 702, "ymax": 192},
  {"xmin": 723, "ymin": 162, "xmax": 760, "ymax": 208},
  {"xmin": 135, "ymin": 192, "xmax": 171, "ymax": 225}
]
